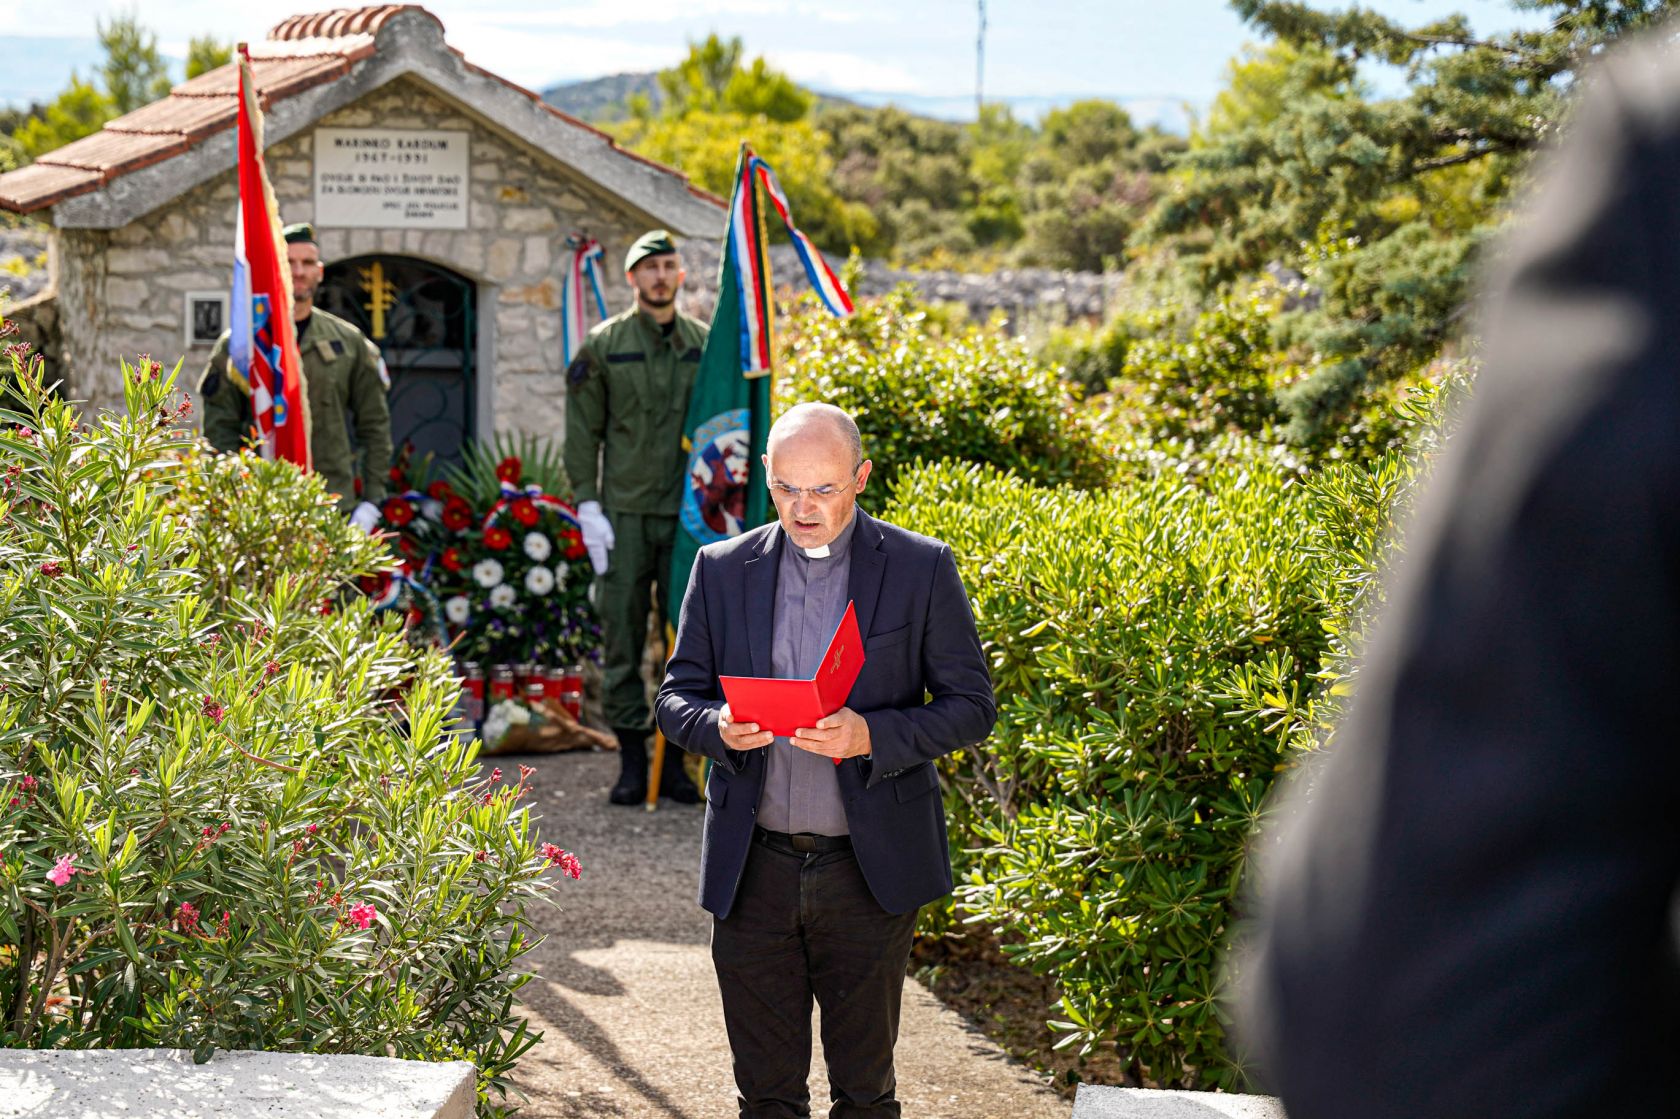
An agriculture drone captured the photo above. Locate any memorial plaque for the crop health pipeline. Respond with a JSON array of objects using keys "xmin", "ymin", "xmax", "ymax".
[{"xmin": 314, "ymin": 128, "xmax": 469, "ymax": 230}]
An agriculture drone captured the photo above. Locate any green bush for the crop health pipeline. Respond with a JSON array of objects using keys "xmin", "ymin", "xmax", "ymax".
[
  {"xmin": 886, "ymin": 456, "xmax": 1399, "ymax": 1087},
  {"xmin": 0, "ymin": 344, "xmax": 576, "ymax": 1115},
  {"xmin": 778, "ymin": 286, "xmax": 1113, "ymax": 495}
]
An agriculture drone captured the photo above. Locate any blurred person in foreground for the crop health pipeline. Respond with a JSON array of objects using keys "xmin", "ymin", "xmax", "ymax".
[{"xmin": 1232, "ymin": 28, "xmax": 1680, "ymax": 1119}]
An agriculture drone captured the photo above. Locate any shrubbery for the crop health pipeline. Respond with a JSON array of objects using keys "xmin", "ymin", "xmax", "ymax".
[
  {"xmin": 778, "ymin": 286, "xmax": 1113, "ymax": 495},
  {"xmin": 886, "ymin": 449, "xmax": 1414, "ymax": 1088},
  {"xmin": 0, "ymin": 343, "xmax": 573, "ymax": 1116}
]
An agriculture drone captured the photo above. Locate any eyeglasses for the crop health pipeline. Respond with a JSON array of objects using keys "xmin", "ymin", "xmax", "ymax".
[{"xmin": 767, "ymin": 466, "xmax": 860, "ymax": 501}]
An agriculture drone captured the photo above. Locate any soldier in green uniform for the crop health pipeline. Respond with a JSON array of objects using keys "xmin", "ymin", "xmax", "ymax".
[
  {"xmin": 565, "ymin": 230, "xmax": 707, "ymax": 806},
  {"xmin": 198, "ymin": 222, "xmax": 393, "ymax": 530}
]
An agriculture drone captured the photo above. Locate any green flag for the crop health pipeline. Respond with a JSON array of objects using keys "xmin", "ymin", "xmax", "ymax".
[{"xmin": 668, "ymin": 144, "xmax": 855, "ymax": 621}]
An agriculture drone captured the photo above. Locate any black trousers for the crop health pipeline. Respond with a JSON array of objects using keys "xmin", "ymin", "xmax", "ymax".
[{"xmin": 712, "ymin": 829, "xmax": 920, "ymax": 1118}]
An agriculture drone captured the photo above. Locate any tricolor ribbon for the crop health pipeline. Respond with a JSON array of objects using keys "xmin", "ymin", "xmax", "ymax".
[
  {"xmin": 560, "ymin": 237, "xmax": 608, "ymax": 367},
  {"xmin": 728, "ymin": 149, "xmax": 855, "ymax": 376}
]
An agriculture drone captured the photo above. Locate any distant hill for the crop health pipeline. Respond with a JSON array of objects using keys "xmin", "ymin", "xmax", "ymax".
[
  {"xmin": 541, "ymin": 72, "xmax": 861, "ymax": 125},
  {"xmin": 541, "ymin": 72, "xmax": 664, "ymax": 124}
]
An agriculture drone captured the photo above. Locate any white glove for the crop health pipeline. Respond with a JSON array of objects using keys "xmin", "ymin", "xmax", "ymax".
[
  {"xmin": 577, "ymin": 500, "xmax": 614, "ymax": 574},
  {"xmin": 349, "ymin": 501, "xmax": 382, "ymax": 534}
]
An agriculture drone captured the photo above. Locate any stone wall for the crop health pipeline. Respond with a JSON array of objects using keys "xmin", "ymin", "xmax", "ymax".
[
  {"xmin": 54, "ymin": 75, "xmax": 654, "ymax": 434},
  {"xmin": 680, "ymin": 239, "xmax": 1118, "ymax": 331}
]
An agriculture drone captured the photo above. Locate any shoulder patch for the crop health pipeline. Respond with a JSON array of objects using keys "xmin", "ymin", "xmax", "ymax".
[
  {"xmin": 567, "ymin": 356, "xmax": 593, "ymax": 385},
  {"xmin": 330, "ymin": 339, "xmax": 345, "ymax": 356}
]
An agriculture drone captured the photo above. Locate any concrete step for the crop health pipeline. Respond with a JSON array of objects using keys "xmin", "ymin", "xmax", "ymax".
[
  {"xmin": 1072, "ymin": 1084, "xmax": 1286, "ymax": 1118},
  {"xmin": 0, "ymin": 1048, "xmax": 476, "ymax": 1119}
]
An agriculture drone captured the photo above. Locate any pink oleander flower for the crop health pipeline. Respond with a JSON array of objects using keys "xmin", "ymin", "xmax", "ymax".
[
  {"xmin": 518, "ymin": 765, "xmax": 535, "ymax": 782},
  {"xmin": 176, "ymin": 900, "xmax": 200, "ymax": 933},
  {"xmin": 46, "ymin": 854, "xmax": 76, "ymax": 887},
  {"xmin": 38, "ymin": 561, "xmax": 62, "ymax": 578},
  {"xmin": 541, "ymin": 843, "xmax": 582, "ymax": 880},
  {"xmin": 489, "ymin": 768, "xmax": 502, "ymax": 783},
  {"xmin": 201, "ymin": 695, "xmax": 225, "ymax": 724},
  {"xmin": 345, "ymin": 902, "xmax": 378, "ymax": 930}
]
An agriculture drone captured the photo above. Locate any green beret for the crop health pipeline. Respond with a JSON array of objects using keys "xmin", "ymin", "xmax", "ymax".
[
  {"xmin": 625, "ymin": 229, "xmax": 677, "ymax": 272},
  {"xmin": 282, "ymin": 222, "xmax": 316, "ymax": 245}
]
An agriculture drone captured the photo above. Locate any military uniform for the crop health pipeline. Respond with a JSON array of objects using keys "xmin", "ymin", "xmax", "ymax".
[
  {"xmin": 564, "ymin": 303, "xmax": 709, "ymax": 731},
  {"xmin": 198, "ymin": 306, "xmax": 393, "ymax": 514}
]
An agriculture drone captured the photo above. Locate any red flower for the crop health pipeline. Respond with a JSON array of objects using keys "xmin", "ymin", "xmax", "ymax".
[
  {"xmin": 442, "ymin": 497, "xmax": 473, "ymax": 532},
  {"xmin": 382, "ymin": 498, "xmax": 414, "ymax": 527},
  {"xmin": 440, "ymin": 547, "xmax": 464, "ymax": 572},
  {"xmin": 201, "ymin": 695, "xmax": 226, "ymax": 724},
  {"xmin": 176, "ymin": 901, "xmax": 200, "ymax": 934},
  {"xmin": 565, "ymin": 540, "xmax": 587, "ymax": 560},
  {"xmin": 509, "ymin": 498, "xmax": 539, "ymax": 527},
  {"xmin": 427, "ymin": 480, "xmax": 455, "ymax": 500},
  {"xmin": 39, "ymin": 561, "xmax": 63, "ymax": 578},
  {"xmin": 495, "ymin": 456, "xmax": 522, "ymax": 485},
  {"xmin": 388, "ymin": 465, "xmax": 404, "ymax": 486},
  {"xmin": 541, "ymin": 843, "xmax": 582, "ymax": 879},
  {"xmin": 484, "ymin": 526, "xmax": 512, "ymax": 551},
  {"xmin": 345, "ymin": 902, "xmax": 378, "ymax": 930}
]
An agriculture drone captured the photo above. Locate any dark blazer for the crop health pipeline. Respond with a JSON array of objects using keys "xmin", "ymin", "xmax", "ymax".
[
  {"xmin": 656, "ymin": 508, "xmax": 996, "ymax": 918},
  {"xmin": 1234, "ymin": 31, "xmax": 1680, "ymax": 1119}
]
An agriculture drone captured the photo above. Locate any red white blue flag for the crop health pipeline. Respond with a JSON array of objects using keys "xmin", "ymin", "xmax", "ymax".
[
  {"xmin": 229, "ymin": 46, "xmax": 310, "ymax": 468},
  {"xmin": 560, "ymin": 237, "xmax": 608, "ymax": 367}
]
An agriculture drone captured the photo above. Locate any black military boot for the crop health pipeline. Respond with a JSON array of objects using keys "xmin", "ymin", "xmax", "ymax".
[
  {"xmin": 609, "ymin": 727, "xmax": 648, "ymax": 806},
  {"xmin": 659, "ymin": 742, "xmax": 701, "ymax": 804}
]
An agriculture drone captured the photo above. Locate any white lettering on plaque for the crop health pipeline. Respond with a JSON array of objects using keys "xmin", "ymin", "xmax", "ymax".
[{"xmin": 314, "ymin": 128, "xmax": 469, "ymax": 230}]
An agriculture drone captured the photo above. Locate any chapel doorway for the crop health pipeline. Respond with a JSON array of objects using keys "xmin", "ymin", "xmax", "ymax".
[{"xmin": 318, "ymin": 255, "xmax": 478, "ymax": 467}]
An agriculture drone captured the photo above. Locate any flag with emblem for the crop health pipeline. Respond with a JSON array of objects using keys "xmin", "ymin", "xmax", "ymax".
[
  {"xmin": 667, "ymin": 144, "xmax": 855, "ymax": 620},
  {"xmin": 229, "ymin": 44, "xmax": 310, "ymax": 468}
]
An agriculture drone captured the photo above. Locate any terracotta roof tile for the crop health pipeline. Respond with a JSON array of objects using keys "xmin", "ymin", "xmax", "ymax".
[
  {"xmin": 171, "ymin": 56, "xmax": 355, "ymax": 101},
  {"xmin": 103, "ymin": 95, "xmax": 237, "ymax": 143},
  {"xmin": 269, "ymin": 5, "xmax": 441, "ymax": 42},
  {"xmin": 33, "ymin": 130, "xmax": 192, "ymax": 178},
  {"xmin": 0, "ymin": 162, "xmax": 103, "ymax": 211}
]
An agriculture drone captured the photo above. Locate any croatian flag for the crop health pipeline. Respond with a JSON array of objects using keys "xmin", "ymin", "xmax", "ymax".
[{"xmin": 229, "ymin": 45, "xmax": 310, "ymax": 468}]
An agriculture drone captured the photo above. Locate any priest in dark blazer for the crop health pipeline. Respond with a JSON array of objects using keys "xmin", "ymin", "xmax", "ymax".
[{"xmin": 657, "ymin": 401, "xmax": 995, "ymax": 1118}]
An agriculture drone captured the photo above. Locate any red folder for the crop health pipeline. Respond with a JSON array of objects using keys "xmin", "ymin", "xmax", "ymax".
[{"xmin": 720, "ymin": 601, "xmax": 865, "ymax": 744}]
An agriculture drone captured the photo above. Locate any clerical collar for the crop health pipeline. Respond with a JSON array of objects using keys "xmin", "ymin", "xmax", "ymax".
[{"xmin": 794, "ymin": 512, "xmax": 857, "ymax": 561}]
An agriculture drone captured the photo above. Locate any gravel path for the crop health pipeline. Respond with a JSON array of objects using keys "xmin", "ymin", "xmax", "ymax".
[{"xmin": 506, "ymin": 748, "xmax": 1068, "ymax": 1119}]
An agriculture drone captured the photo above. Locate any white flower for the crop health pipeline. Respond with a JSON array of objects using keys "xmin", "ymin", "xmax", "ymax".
[
  {"xmin": 420, "ymin": 498, "xmax": 444, "ymax": 522},
  {"xmin": 489, "ymin": 584, "xmax": 517, "ymax": 609},
  {"xmin": 553, "ymin": 561, "xmax": 570, "ymax": 585},
  {"xmin": 525, "ymin": 565, "xmax": 555, "ymax": 596},
  {"xmin": 523, "ymin": 532, "xmax": 552, "ymax": 561},
  {"xmin": 481, "ymin": 699, "xmax": 532, "ymax": 748},
  {"xmin": 473, "ymin": 558, "xmax": 504, "ymax": 589},
  {"xmin": 444, "ymin": 595, "xmax": 470, "ymax": 624}
]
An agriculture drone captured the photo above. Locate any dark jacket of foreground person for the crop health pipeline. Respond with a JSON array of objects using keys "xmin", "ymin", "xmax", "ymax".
[{"xmin": 1232, "ymin": 31, "xmax": 1680, "ymax": 1119}]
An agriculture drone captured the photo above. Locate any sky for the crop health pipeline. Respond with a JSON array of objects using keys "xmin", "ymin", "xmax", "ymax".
[{"xmin": 1, "ymin": 0, "xmax": 1551, "ymax": 131}]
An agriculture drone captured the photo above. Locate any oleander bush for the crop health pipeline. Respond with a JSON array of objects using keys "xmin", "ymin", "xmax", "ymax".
[
  {"xmin": 778, "ymin": 285, "xmax": 1113, "ymax": 496},
  {"xmin": 886, "ymin": 444, "xmax": 1424, "ymax": 1088},
  {"xmin": 0, "ymin": 337, "xmax": 576, "ymax": 1117}
]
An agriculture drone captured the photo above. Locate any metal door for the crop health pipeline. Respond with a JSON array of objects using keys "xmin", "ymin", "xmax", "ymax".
[{"xmin": 318, "ymin": 255, "xmax": 477, "ymax": 466}]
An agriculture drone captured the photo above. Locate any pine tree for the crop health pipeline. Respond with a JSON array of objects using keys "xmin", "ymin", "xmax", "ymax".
[{"xmin": 1141, "ymin": 0, "xmax": 1680, "ymax": 437}]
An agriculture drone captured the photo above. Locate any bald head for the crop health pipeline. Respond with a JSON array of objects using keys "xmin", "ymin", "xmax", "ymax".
[
  {"xmin": 766, "ymin": 403, "xmax": 863, "ymax": 470},
  {"xmin": 763, "ymin": 402, "xmax": 871, "ymax": 550}
]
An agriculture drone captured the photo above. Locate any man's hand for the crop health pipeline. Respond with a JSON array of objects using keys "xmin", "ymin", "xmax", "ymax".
[
  {"xmin": 718, "ymin": 703, "xmax": 774, "ymax": 752},
  {"xmin": 791, "ymin": 707, "xmax": 871, "ymax": 760},
  {"xmin": 577, "ymin": 500, "xmax": 615, "ymax": 574},
  {"xmin": 349, "ymin": 501, "xmax": 382, "ymax": 534}
]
